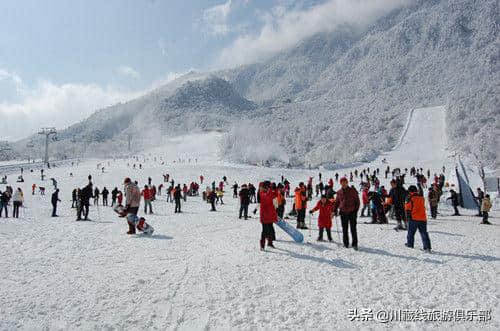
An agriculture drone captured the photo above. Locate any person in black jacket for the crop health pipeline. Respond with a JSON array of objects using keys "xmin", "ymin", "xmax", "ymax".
[
  {"xmin": 102, "ymin": 187, "xmax": 109, "ymax": 206},
  {"xmin": 111, "ymin": 187, "xmax": 118, "ymax": 207},
  {"xmin": 174, "ymin": 184, "xmax": 182, "ymax": 213},
  {"xmin": 447, "ymin": 189, "xmax": 460, "ymax": 216},
  {"xmin": 239, "ymin": 184, "xmax": 250, "ymax": 219},
  {"xmin": 389, "ymin": 179, "xmax": 408, "ymax": 230},
  {"xmin": 51, "ymin": 189, "xmax": 61, "ymax": 217},
  {"xmin": 0, "ymin": 189, "xmax": 11, "ymax": 218},
  {"xmin": 77, "ymin": 184, "xmax": 92, "ymax": 220},
  {"xmin": 71, "ymin": 188, "xmax": 77, "ymax": 208}
]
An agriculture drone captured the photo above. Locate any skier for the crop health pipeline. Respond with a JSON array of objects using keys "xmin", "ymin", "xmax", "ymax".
[
  {"xmin": 447, "ymin": 190, "xmax": 460, "ymax": 216},
  {"xmin": 102, "ymin": 187, "xmax": 109, "ymax": 206},
  {"xmin": 51, "ymin": 189, "xmax": 61, "ymax": 217},
  {"xmin": 142, "ymin": 185, "xmax": 153, "ymax": 214},
  {"xmin": 333, "ymin": 177, "xmax": 360, "ymax": 250},
  {"xmin": 239, "ymin": 184, "xmax": 250, "ymax": 220},
  {"xmin": 257, "ymin": 181, "xmax": 277, "ymax": 251},
  {"xmin": 404, "ymin": 185, "xmax": 431, "ymax": 251},
  {"xmin": 309, "ymin": 195, "xmax": 334, "ymax": 242}
]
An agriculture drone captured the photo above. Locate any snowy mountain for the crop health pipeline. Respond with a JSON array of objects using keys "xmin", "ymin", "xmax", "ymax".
[{"xmin": 10, "ymin": 0, "xmax": 499, "ymax": 170}]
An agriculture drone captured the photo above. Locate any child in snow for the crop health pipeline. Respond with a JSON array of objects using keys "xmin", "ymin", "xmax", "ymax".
[
  {"xmin": 309, "ymin": 195, "xmax": 334, "ymax": 242},
  {"xmin": 405, "ymin": 185, "xmax": 431, "ymax": 251},
  {"xmin": 481, "ymin": 195, "xmax": 492, "ymax": 225}
]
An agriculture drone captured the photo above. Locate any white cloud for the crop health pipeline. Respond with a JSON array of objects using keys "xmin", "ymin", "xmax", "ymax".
[
  {"xmin": 0, "ymin": 68, "xmax": 23, "ymax": 86},
  {"xmin": 117, "ymin": 65, "xmax": 140, "ymax": 79},
  {"xmin": 202, "ymin": 0, "xmax": 233, "ymax": 36},
  {"xmin": 0, "ymin": 70, "xmax": 186, "ymax": 141},
  {"xmin": 217, "ymin": 0, "xmax": 410, "ymax": 67}
]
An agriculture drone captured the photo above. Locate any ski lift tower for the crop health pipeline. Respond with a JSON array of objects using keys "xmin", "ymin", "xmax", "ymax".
[{"xmin": 38, "ymin": 127, "xmax": 57, "ymax": 165}]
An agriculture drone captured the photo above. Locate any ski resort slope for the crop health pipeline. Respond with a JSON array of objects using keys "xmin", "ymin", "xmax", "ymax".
[
  {"xmin": 0, "ymin": 130, "xmax": 499, "ymax": 330},
  {"xmin": 379, "ymin": 106, "xmax": 450, "ymax": 169}
]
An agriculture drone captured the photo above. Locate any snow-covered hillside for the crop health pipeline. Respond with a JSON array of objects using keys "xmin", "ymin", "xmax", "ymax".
[
  {"xmin": 8, "ymin": 0, "xmax": 499, "ymax": 172},
  {"xmin": 1, "ymin": 109, "xmax": 499, "ymax": 329}
]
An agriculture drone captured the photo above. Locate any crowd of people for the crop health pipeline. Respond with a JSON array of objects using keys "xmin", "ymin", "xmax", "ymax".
[{"xmin": 0, "ymin": 161, "xmax": 495, "ymax": 252}]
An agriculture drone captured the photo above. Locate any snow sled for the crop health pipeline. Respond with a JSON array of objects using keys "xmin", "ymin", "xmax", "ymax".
[
  {"xmin": 277, "ymin": 218, "xmax": 304, "ymax": 243},
  {"xmin": 114, "ymin": 206, "xmax": 154, "ymax": 235}
]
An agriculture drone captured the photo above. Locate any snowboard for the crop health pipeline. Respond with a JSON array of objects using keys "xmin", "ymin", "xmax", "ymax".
[
  {"xmin": 276, "ymin": 218, "xmax": 304, "ymax": 243},
  {"xmin": 114, "ymin": 206, "xmax": 154, "ymax": 235}
]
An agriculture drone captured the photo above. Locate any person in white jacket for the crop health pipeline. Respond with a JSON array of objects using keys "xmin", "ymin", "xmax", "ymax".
[{"xmin": 12, "ymin": 187, "xmax": 24, "ymax": 218}]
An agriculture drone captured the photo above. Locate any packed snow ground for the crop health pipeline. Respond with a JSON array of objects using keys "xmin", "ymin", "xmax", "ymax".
[{"xmin": 1, "ymin": 109, "xmax": 499, "ymax": 330}]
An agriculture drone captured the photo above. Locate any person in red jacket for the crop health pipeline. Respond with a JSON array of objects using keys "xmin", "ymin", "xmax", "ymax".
[
  {"xmin": 141, "ymin": 185, "xmax": 153, "ymax": 214},
  {"xmin": 360, "ymin": 185, "xmax": 371, "ymax": 217},
  {"xmin": 333, "ymin": 177, "xmax": 360, "ymax": 250},
  {"xmin": 309, "ymin": 195, "xmax": 334, "ymax": 242},
  {"xmin": 257, "ymin": 181, "xmax": 278, "ymax": 251}
]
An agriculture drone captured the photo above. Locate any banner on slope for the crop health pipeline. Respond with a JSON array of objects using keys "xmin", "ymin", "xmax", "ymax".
[
  {"xmin": 276, "ymin": 219, "xmax": 304, "ymax": 243},
  {"xmin": 455, "ymin": 167, "xmax": 479, "ymax": 210}
]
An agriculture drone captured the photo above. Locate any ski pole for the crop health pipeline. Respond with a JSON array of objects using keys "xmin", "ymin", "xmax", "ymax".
[{"xmin": 335, "ymin": 214, "xmax": 341, "ymax": 243}]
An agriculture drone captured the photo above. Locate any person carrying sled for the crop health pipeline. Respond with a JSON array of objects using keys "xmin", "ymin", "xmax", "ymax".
[
  {"xmin": 258, "ymin": 181, "xmax": 278, "ymax": 251},
  {"xmin": 405, "ymin": 185, "xmax": 431, "ymax": 251},
  {"xmin": 333, "ymin": 177, "xmax": 360, "ymax": 250},
  {"xmin": 309, "ymin": 195, "xmax": 334, "ymax": 242}
]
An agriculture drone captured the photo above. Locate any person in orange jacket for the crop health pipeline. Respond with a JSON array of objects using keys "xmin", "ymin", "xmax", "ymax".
[
  {"xmin": 294, "ymin": 183, "xmax": 308, "ymax": 229},
  {"xmin": 405, "ymin": 185, "xmax": 431, "ymax": 251},
  {"xmin": 309, "ymin": 195, "xmax": 334, "ymax": 241}
]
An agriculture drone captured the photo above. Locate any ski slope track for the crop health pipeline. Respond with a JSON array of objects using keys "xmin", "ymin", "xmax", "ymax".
[{"xmin": 0, "ymin": 127, "xmax": 499, "ymax": 330}]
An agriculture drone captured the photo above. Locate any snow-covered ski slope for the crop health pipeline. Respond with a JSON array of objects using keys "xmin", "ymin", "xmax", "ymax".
[
  {"xmin": 392, "ymin": 106, "xmax": 448, "ymax": 163},
  {"xmin": 1, "ymin": 110, "xmax": 499, "ymax": 330}
]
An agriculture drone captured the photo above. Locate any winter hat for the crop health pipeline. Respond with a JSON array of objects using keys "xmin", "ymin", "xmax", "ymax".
[
  {"xmin": 408, "ymin": 185, "xmax": 418, "ymax": 193},
  {"xmin": 340, "ymin": 177, "xmax": 348, "ymax": 183}
]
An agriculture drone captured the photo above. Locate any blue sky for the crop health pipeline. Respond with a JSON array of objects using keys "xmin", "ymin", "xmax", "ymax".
[{"xmin": 0, "ymin": 0, "xmax": 407, "ymax": 140}]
